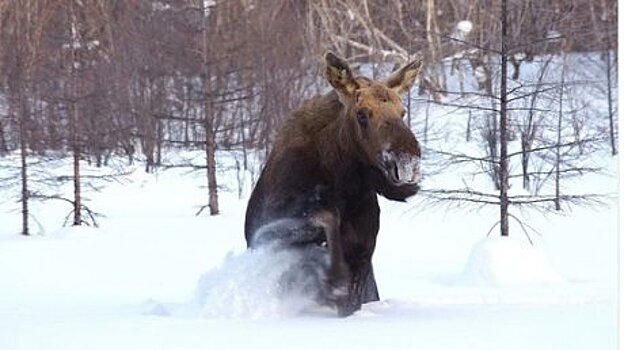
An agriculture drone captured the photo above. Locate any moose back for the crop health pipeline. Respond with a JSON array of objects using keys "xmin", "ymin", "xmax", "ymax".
[{"xmin": 244, "ymin": 52, "xmax": 422, "ymax": 316}]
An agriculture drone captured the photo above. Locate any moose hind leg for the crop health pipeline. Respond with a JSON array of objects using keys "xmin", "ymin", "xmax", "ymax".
[
  {"xmin": 278, "ymin": 244, "xmax": 330, "ymax": 301},
  {"xmin": 251, "ymin": 211, "xmax": 350, "ymax": 312},
  {"xmin": 253, "ymin": 217, "xmax": 332, "ymax": 303}
]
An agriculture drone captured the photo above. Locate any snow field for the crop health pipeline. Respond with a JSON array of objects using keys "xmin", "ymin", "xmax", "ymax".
[
  {"xmin": 0, "ymin": 150, "xmax": 618, "ymax": 350},
  {"xmin": 0, "ymin": 52, "xmax": 619, "ymax": 349}
]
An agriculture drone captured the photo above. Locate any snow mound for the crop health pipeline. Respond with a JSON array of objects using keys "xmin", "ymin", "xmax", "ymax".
[
  {"xmin": 460, "ymin": 236, "xmax": 564, "ymax": 286},
  {"xmin": 195, "ymin": 245, "xmax": 327, "ymax": 319},
  {"xmin": 456, "ymin": 20, "xmax": 473, "ymax": 33}
]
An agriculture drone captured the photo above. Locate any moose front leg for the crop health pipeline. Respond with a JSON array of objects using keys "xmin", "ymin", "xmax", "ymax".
[
  {"xmin": 335, "ymin": 262, "xmax": 379, "ymax": 316},
  {"xmin": 352, "ymin": 263, "xmax": 380, "ymax": 304},
  {"xmin": 324, "ymin": 234, "xmax": 381, "ymax": 317},
  {"xmin": 361, "ymin": 265, "xmax": 380, "ymax": 303},
  {"xmin": 311, "ymin": 210, "xmax": 350, "ymax": 313}
]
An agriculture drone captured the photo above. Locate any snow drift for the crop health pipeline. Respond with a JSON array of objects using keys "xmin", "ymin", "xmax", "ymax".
[
  {"xmin": 460, "ymin": 235, "xmax": 564, "ymax": 286},
  {"xmin": 195, "ymin": 244, "xmax": 331, "ymax": 319}
]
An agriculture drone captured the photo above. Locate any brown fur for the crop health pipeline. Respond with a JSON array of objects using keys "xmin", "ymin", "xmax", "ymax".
[{"xmin": 245, "ymin": 53, "xmax": 422, "ymax": 316}]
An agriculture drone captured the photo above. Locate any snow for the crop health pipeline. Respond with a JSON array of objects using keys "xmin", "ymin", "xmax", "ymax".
[
  {"xmin": 0, "ymin": 54, "xmax": 619, "ymax": 349},
  {"xmin": 0, "ymin": 149, "xmax": 617, "ymax": 350},
  {"xmin": 450, "ymin": 20, "xmax": 473, "ymax": 44},
  {"xmin": 195, "ymin": 244, "xmax": 323, "ymax": 319},
  {"xmin": 546, "ymin": 30, "xmax": 563, "ymax": 41},
  {"xmin": 347, "ymin": 9, "xmax": 355, "ymax": 21},
  {"xmin": 460, "ymin": 235, "xmax": 564, "ymax": 286},
  {"xmin": 457, "ymin": 20, "xmax": 473, "ymax": 34}
]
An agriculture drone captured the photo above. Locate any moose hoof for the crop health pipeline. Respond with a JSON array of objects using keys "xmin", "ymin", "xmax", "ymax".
[{"xmin": 336, "ymin": 300, "xmax": 361, "ymax": 317}]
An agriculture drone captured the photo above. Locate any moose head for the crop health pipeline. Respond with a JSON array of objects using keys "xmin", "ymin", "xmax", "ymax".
[{"xmin": 324, "ymin": 52, "xmax": 422, "ymax": 200}]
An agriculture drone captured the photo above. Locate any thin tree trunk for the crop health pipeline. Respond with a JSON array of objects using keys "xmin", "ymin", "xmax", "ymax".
[
  {"xmin": 184, "ymin": 83, "xmax": 190, "ymax": 147},
  {"xmin": 14, "ymin": 3, "xmax": 29, "ymax": 236},
  {"xmin": 72, "ymin": 102, "xmax": 81, "ymax": 226},
  {"xmin": 201, "ymin": 0, "xmax": 219, "ymax": 215},
  {"xmin": 156, "ymin": 118, "xmax": 162, "ymax": 166},
  {"xmin": 240, "ymin": 107, "xmax": 248, "ymax": 171},
  {"xmin": 555, "ymin": 58, "xmax": 565, "ymax": 211},
  {"xmin": 604, "ymin": 17, "xmax": 617, "ymax": 156},
  {"xmin": 0, "ymin": 119, "xmax": 7, "ymax": 153},
  {"xmin": 488, "ymin": 111, "xmax": 500, "ymax": 190},
  {"xmin": 19, "ymin": 96, "xmax": 29, "ymax": 236},
  {"xmin": 499, "ymin": 0, "xmax": 510, "ymax": 237},
  {"xmin": 205, "ymin": 118, "xmax": 219, "ymax": 215},
  {"xmin": 69, "ymin": 0, "xmax": 82, "ymax": 226}
]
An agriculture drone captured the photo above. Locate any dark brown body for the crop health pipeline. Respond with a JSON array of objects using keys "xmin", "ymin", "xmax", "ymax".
[{"xmin": 245, "ymin": 53, "xmax": 422, "ymax": 316}]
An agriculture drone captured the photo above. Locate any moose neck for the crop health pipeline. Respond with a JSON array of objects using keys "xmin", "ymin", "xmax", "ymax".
[{"xmin": 316, "ymin": 103, "xmax": 371, "ymax": 193}]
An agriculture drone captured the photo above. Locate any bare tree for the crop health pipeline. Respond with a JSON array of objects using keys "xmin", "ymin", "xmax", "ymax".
[
  {"xmin": 498, "ymin": 0, "xmax": 510, "ymax": 236},
  {"xmin": 0, "ymin": 0, "xmax": 616, "ymax": 234},
  {"xmin": 419, "ymin": 0, "xmax": 612, "ymax": 238},
  {"xmin": 0, "ymin": 0, "xmax": 54, "ymax": 235},
  {"xmin": 199, "ymin": 0, "xmax": 219, "ymax": 215}
]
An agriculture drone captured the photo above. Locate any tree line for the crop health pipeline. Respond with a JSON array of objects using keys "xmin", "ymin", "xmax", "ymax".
[{"xmin": 0, "ymin": 0, "xmax": 617, "ymax": 236}]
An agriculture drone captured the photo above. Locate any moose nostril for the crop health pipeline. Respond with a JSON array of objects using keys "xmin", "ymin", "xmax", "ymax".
[
  {"xmin": 381, "ymin": 151, "xmax": 421, "ymax": 185},
  {"xmin": 393, "ymin": 163, "xmax": 400, "ymax": 182}
]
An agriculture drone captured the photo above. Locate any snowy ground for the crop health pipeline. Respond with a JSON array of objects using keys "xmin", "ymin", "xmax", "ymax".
[
  {"xmin": 0, "ymin": 51, "xmax": 620, "ymax": 348},
  {"xmin": 0, "ymin": 148, "xmax": 618, "ymax": 350}
]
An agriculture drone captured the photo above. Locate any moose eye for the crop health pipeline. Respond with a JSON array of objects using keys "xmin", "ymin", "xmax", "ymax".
[{"xmin": 356, "ymin": 110, "xmax": 368, "ymax": 127}]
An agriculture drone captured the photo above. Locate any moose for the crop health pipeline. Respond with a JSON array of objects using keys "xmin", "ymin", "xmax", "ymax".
[{"xmin": 244, "ymin": 52, "xmax": 422, "ymax": 316}]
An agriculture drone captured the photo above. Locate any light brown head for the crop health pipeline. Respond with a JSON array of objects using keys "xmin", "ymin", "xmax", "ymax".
[{"xmin": 324, "ymin": 52, "xmax": 422, "ymax": 199}]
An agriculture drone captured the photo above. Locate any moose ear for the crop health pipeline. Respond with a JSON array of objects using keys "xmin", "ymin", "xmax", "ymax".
[
  {"xmin": 385, "ymin": 60, "xmax": 422, "ymax": 96},
  {"xmin": 324, "ymin": 52, "xmax": 359, "ymax": 98}
]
